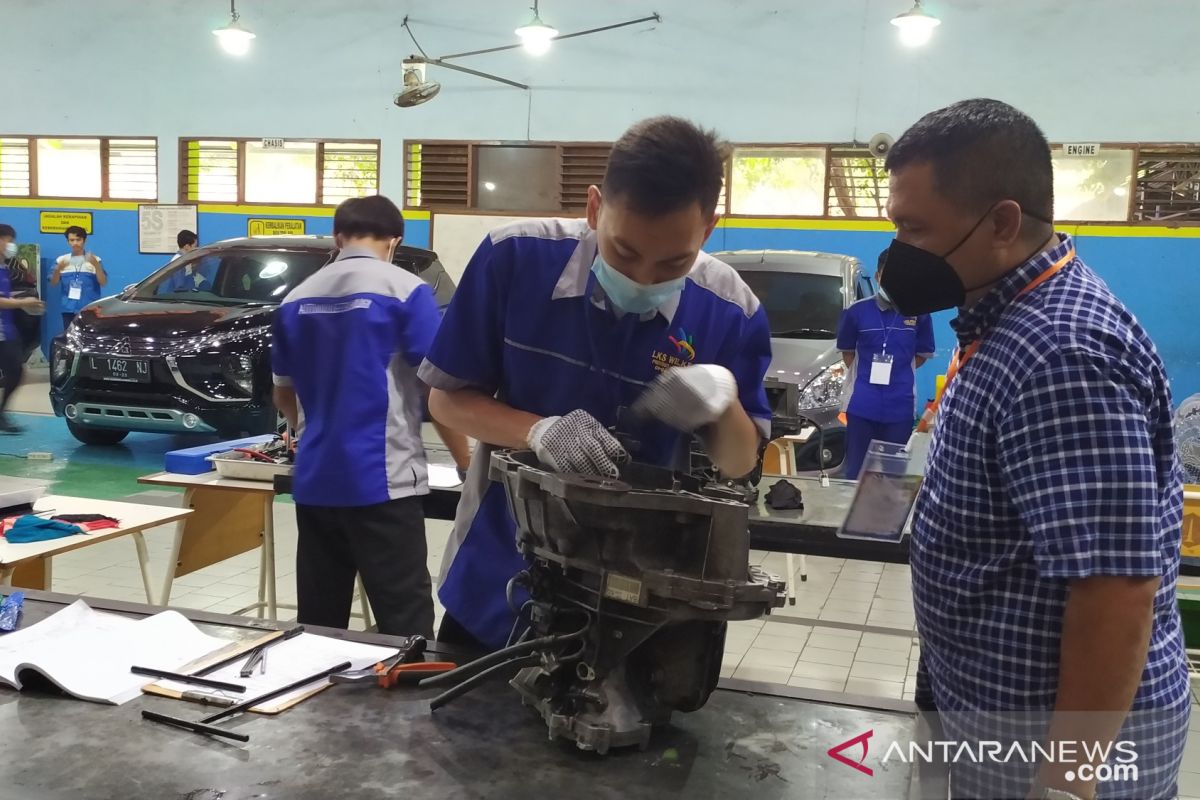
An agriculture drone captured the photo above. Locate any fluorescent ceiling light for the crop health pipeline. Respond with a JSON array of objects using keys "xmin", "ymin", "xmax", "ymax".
[
  {"xmin": 890, "ymin": 0, "xmax": 940, "ymax": 47},
  {"xmin": 515, "ymin": 1, "xmax": 558, "ymax": 56},
  {"xmin": 214, "ymin": 0, "xmax": 256, "ymax": 56}
]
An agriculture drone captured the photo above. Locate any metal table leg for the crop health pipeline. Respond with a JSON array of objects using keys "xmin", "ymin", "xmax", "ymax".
[
  {"xmin": 131, "ymin": 532, "xmax": 156, "ymax": 604},
  {"xmin": 159, "ymin": 487, "xmax": 194, "ymax": 606},
  {"xmin": 262, "ymin": 496, "xmax": 277, "ymax": 620}
]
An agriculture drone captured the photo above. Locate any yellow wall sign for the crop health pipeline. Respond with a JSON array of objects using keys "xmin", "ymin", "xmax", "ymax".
[
  {"xmin": 248, "ymin": 218, "xmax": 306, "ymax": 237},
  {"xmin": 39, "ymin": 211, "xmax": 93, "ymax": 234}
]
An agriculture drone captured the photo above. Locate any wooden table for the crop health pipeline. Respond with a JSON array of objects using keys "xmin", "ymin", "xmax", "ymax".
[
  {"xmin": 137, "ymin": 471, "xmax": 282, "ymax": 618},
  {"xmin": 136, "ymin": 471, "xmax": 372, "ymax": 625},
  {"xmin": 0, "ymin": 495, "xmax": 191, "ymax": 598}
]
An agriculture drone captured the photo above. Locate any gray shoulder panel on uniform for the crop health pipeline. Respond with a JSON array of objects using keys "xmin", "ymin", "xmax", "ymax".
[
  {"xmin": 283, "ymin": 257, "xmax": 425, "ymax": 304},
  {"xmin": 488, "ymin": 217, "xmax": 589, "ymax": 246},
  {"xmin": 686, "ymin": 253, "xmax": 761, "ymax": 318}
]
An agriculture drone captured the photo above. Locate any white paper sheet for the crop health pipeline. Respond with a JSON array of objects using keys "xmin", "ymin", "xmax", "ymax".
[
  {"xmin": 155, "ymin": 632, "xmax": 397, "ymax": 711},
  {"xmin": 0, "ymin": 600, "xmax": 228, "ymax": 704}
]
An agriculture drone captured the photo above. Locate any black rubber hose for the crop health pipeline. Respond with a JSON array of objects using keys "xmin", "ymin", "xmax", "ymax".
[
  {"xmin": 428, "ymin": 654, "xmax": 540, "ymax": 711},
  {"xmin": 418, "ymin": 626, "xmax": 589, "ymax": 689}
]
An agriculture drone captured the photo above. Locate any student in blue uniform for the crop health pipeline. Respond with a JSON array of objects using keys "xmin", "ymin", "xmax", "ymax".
[
  {"xmin": 419, "ymin": 116, "xmax": 774, "ymax": 651},
  {"xmin": 271, "ymin": 195, "xmax": 468, "ymax": 637},
  {"xmin": 0, "ymin": 224, "xmax": 45, "ymax": 434},
  {"xmin": 159, "ymin": 230, "xmax": 212, "ymax": 295},
  {"xmin": 836, "ymin": 250, "xmax": 935, "ymax": 479},
  {"xmin": 50, "ymin": 226, "xmax": 106, "ymax": 329}
]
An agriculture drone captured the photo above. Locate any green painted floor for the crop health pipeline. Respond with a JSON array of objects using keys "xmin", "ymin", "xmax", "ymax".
[{"xmin": 0, "ymin": 411, "xmax": 215, "ymax": 501}]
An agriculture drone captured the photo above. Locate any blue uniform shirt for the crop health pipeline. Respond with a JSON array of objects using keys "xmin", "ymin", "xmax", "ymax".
[
  {"xmin": 272, "ymin": 246, "xmax": 442, "ymax": 508},
  {"xmin": 56, "ymin": 254, "xmax": 103, "ymax": 313},
  {"xmin": 418, "ymin": 218, "xmax": 773, "ymax": 649},
  {"xmin": 836, "ymin": 296, "xmax": 934, "ymax": 423},
  {"xmin": 0, "ymin": 264, "xmax": 16, "ymax": 342}
]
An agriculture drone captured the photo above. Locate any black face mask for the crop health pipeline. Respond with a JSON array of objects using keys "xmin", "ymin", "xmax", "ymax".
[
  {"xmin": 879, "ymin": 209, "xmax": 992, "ymax": 317},
  {"xmin": 880, "ymin": 207, "xmax": 1055, "ymax": 317}
]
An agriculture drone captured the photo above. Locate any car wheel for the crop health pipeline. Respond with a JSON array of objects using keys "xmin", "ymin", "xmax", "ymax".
[{"xmin": 66, "ymin": 421, "xmax": 129, "ymax": 446}]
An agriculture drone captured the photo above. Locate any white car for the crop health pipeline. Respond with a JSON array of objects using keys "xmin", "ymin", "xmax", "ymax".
[{"xmin": 716, "ymin": 249, "xmax": 875, "ymax": 474}]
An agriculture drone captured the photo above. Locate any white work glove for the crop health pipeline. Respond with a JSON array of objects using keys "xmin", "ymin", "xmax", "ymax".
[
  {"xmin": 633, "ymin": 364, "xmax": 738, "ymax": 432},
  {"xmin": 526, "ymin": 409, "xmax": 629, "ymax": 478}
]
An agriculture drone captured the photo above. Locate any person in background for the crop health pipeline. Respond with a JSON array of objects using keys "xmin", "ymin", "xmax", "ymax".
[
  {"xmin": 835, "ymin": 249, "xmax": 934, "ymax": 479},
  {"xmin": 421, "ymin": 116, "xmax": 772, "ymax": 651},
  {"xmin": 0, "ymin": 224, "xmax": 45, "ymax": 434},
  {"xmin": 887, "ymin": 99, "xmax": 1189, "ymax": 799},
  {"xmin": 50, "ymin": 226, "xmax": 105, "ymax": 329},
  {"xmin": 176, "ymin": 229, "xmax": 198, "ymax": 256},
  {"xmin": 271, "ymin": 195, "xmax": 469, "ymax": 637},
  {"xmin": 159, "ymin": 230, "xmax": 210, "ymax": 295}
]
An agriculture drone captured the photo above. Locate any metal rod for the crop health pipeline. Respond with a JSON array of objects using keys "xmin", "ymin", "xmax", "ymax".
[
  {"xmin": 130, "ymin": 666, "xmax": 247, "ymax": 694},
  {"xmin": 199, "ymin": 660, "xmax": 352, "ymax": 724},
  {"xmin": 142, "ymin": 710, "xmax": 250, "ymax": 743},
  {"xmin": 422, "ymin": 58, "xmax": 530, "ymax": 90},
  {"xmin": 439, "ymin": 13, "xmax": 661, "ymax": 61}
]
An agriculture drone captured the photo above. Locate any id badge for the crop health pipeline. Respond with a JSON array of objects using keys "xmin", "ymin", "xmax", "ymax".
[
  {"xmin": 67, "ymin": 282, "xmax": 83, "ymax": 301},
  {"xmin": 838, "ymin": 440, "xmax": 923, "ymax": 542},
  {"xmin": 869, "ymin": 352, "xmax": 894, "ymax": 385}
]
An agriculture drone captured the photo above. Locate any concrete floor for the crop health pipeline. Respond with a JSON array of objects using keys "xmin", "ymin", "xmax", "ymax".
[{"xmin": 3, "ymin": 367, "xmax": 1199, "ymax": 795}]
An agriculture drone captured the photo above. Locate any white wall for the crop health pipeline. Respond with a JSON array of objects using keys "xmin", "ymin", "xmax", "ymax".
[{"xmin": 7, "ymin": 0, "xmax": 1200, "ymax": 200}]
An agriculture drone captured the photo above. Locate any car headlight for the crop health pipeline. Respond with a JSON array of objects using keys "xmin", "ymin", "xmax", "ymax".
[
  {"xmin": 225, "ymin": 354, "xmax": 256, "ymax": 395},
  {"xmin": 52, "ymin": 344, "xmax": 75, "ymax": 379},
  {"xmin": 797, "ymin": 362, "xmax": 848, "ymax": 412}
]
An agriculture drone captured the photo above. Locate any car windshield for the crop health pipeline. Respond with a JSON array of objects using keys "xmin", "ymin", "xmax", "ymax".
[
  {"xmin": 735, "ymin": 269, "xmax": 843, "ymax": 339},
  {"xmin": 136, "ymin": 248, "xmax": 330, "ymax": 305}
]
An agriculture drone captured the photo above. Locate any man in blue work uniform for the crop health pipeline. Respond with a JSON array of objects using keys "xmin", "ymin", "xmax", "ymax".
[
  {"xmin": 836, "ymin": 249, "xmax": 934, "ymax": 479},
  {"xmin": 420, "ymin": 116, "xmax": 773, "ymax": 651},
  {"xmin": 885, "ymin": 99, "xmax": 1189, "ymax": 800},
  {"xmin": 50, "ymin": 226, "xmax": 106, "ymax": 330},
  {"xmin": 158, "ymin": 230, "xmax": 209, "ymax": 295},
  {"xmin": 272, "ymin": 195, "xmax": 467, "ymax": 637},
  {"xmin": 0, "ymin": 224, "xmax": 44, "ymax": 434}
]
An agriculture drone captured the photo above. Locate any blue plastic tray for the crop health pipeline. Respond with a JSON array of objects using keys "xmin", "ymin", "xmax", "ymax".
[{"xmin": 164, "ymin": 435, "xmax": 276, "ymax": 475}]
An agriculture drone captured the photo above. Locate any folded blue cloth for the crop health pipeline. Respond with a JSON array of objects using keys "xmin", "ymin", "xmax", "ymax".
[{"xmin": 5, "ymin": 516, "xmax": 83, "ymax": 544}]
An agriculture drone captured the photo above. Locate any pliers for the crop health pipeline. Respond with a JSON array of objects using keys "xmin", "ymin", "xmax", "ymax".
[{"xmin": 332, "ymin": 655, "xmax": 457, "ymax": 689}]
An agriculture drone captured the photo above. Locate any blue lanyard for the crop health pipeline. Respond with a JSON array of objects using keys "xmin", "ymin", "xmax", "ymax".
[{"xmin": 877, "ymin": 302, "xmax": 898, "ymax": 352}]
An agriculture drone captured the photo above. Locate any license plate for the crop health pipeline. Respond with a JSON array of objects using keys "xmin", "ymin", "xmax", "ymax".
[{"xmin": 86, "ymin": 356, "xmax": 151, "ymax": 383}]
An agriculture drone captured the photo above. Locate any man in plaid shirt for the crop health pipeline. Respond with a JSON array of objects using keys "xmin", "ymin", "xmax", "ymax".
[{"xmin": 880, "ymin": 99, "xmax": 1190, "ymax": 799}]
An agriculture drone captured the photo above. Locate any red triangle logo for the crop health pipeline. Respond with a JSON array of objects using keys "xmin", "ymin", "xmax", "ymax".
[{"xmin": 827, "ymin": 729, "xmax": 874, "ymax": 776}]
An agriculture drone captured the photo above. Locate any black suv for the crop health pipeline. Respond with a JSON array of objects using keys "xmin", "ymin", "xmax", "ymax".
[{"xmin": 50, "ymin": 236, "xmax": 455, "ymax": 445}]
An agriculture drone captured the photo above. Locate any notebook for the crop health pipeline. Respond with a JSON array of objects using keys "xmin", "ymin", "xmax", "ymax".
[{"xmin": 0, "ymin": 600, "xmax": 228, "ymax": 705}]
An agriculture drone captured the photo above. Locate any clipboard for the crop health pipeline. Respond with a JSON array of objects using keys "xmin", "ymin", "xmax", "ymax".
[{"xmin": 141, "ymin": 629, "xmax": 326, "ymax": 714}]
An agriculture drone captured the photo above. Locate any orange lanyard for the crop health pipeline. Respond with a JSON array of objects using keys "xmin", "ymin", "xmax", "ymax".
[{"xmin": 916, "ymin": 249, "xmax": 1074, "ymax": 433}]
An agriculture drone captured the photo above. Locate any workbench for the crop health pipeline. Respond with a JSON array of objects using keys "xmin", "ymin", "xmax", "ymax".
[
  {"xmin": 422, "ymin": 474, "xmax": 912, "ymax": 563},
  {"xmin": 1, "ymin": 591, "xmax": 942, "ymax": 800}
]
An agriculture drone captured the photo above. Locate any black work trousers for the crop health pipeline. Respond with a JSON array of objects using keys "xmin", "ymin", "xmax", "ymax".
[
  {"xmin": 0, "ymin": 339, "xmax": 23, "ymax": 412},
  {"xmin": 295, "ymin": 496, "xmax": 434, "ymax": 638}
]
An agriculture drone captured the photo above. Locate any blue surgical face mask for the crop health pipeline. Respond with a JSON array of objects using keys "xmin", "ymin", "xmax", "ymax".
[
  {"xmin": 877, "ymin": 285, "xmax": 892, "ymax": 305},
  {"xmin": 3, "ymin": 242, "xmax": 16, "ymax": 259},
  {"xmin": 590, "ymin": 255, "xmax": 686, "ymax": 316}
]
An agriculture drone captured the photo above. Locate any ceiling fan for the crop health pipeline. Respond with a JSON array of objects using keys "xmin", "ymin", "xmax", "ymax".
[{"xmin": 395, "ymin": 7, "xmax": 661, "ymax": 108}]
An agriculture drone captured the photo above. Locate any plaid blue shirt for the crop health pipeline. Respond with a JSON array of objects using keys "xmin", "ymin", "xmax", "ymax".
[{"xmin": 911, "ymin": 235, "xmax": 1191, "ymax": 797}]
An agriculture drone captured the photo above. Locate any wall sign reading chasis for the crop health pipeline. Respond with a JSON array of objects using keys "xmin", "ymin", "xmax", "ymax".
[{"xmin": 248, "ymin": 219, "xmax": 306, "ymax": 237}]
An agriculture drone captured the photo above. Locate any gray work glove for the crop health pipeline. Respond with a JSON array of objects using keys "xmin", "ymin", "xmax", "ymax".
[
  {"xmin": 633, "ymin": 364, "xmax": 738, "ymax": 432},
  {"xmin": 526, "ymin": 409, "xmax": 629, "ymax": 478}
]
